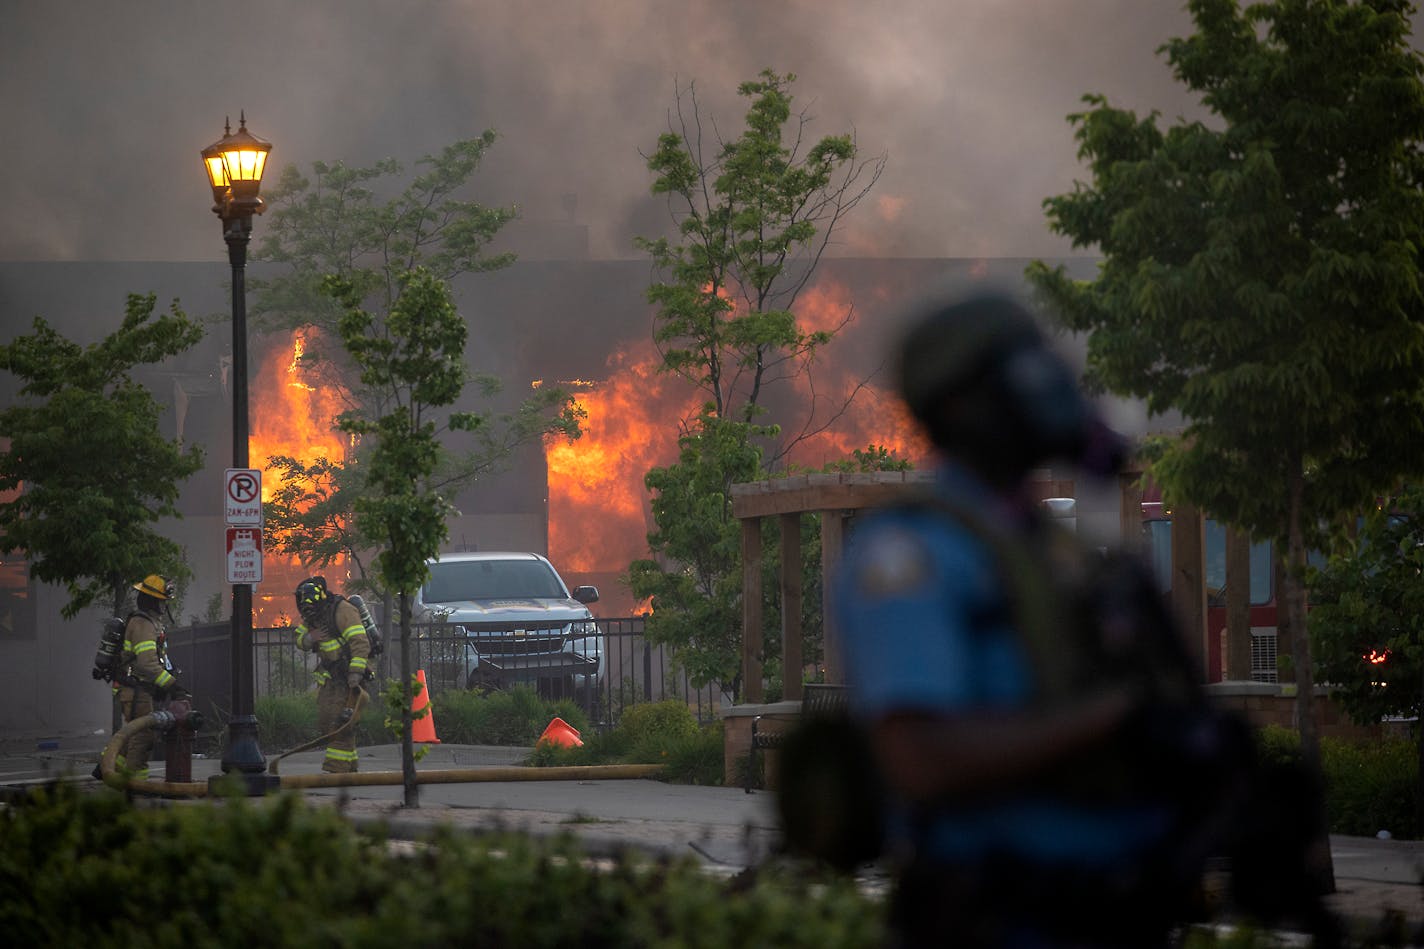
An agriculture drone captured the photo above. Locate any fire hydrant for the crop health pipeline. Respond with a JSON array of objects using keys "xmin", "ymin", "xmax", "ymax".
[{"xmin": 157, "ymin": 699, "xmax": 204, "ymax": 783}]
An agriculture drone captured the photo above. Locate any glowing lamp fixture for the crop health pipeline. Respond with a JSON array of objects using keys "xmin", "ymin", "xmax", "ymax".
[{"xmin": 202, "ymin": 112, "xmax": 271, "ymax": 218}]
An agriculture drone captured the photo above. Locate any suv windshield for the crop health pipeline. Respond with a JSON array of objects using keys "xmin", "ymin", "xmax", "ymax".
[{"xmin": 422, "ymin": 559, "xmax": 566, "ymax": 603}]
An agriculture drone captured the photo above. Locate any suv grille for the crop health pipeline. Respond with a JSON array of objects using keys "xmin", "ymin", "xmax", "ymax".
[{"xmin": 459, "ymin": 622, "xmax": 567, "ymax": 657}]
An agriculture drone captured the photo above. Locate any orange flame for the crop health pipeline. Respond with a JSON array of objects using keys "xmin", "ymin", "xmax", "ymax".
[
  {"xmin": 249, "ymin": 329, "xmax": 350, "ymax": 624},
  {"xmin": 545, "ymin": 341, "xmax": 700, "ymax": 614},
  {"xmin": 243, "ymin": 279, "xmax": 933, "ymax": 622},
  {"xmin": 544, "ymin": 277, "xmax": 930, "ymax": 615},
  {"xmin": 251, "ymin": 331, "xmax": 347, "ymax": 498},
  {"xmin": 784, "ymin": 278, "xmax": 930, "ymax": 467}
]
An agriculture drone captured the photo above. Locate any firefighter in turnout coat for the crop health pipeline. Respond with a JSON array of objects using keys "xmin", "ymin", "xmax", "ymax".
[
  {"xmin": 112, "ymin": 574, "xmax": 187, "ymax": 778},
  {"xmin": 293, "ymin": 575, "xmax": 371, "ymax": 773}
]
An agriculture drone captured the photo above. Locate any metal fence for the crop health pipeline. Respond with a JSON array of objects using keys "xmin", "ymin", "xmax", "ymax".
[{"xmin": 238, "ymin": 616, "xmax": 730, "ymax": 730}]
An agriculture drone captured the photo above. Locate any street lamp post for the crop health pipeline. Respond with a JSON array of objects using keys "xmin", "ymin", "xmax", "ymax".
[{"xmin": 202, "ymin": 113, "xmax": 279, "ymax": 793}]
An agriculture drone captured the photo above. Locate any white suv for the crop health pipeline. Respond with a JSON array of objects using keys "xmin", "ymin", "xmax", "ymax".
[{"xmin": 414, "ymin": 551, "xmax": 602, "ymax": 695}]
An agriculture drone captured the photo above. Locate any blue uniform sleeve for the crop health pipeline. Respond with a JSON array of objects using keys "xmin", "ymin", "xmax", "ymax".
[{"xmin": 833, "ymin": 510, "xmax": 1030, "ymax": 720}]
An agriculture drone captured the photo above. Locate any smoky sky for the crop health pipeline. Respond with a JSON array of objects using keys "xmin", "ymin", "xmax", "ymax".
[{"xmin": 2, "ymin": 1, "xmax": 1212, "ymax": 263}]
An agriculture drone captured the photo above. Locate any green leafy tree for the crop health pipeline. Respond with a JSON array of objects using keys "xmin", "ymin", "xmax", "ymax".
[
  {"xmin": 327, "ymin": 266, "xmax": 482, "ymax": 807},
  {"xmin": 1309, "ymin": 486, "xmax": 1424, "ymax": 824},
  {"xmin": 0, "ymin": 294, "xmax": 205, "ymax": 618},
  {"xmin": 630, "ymin": 410, "xmax": 770, "ymax": 695},
  {"xmin": 263, "ymin": 455, "xmax": 369, "ymax": 585},
  {"xmin": 637, "ymin": 69, "xmax": 883, "ymax": 440},
  {"xmin": 253, "ymin": 133, "xmax": 517, "ymax": 340},
  {"xmin": 817, "ymin": 445, "xmax": 914, "ymax": 476},
  {"xmin": 630, "ymin": 70, "xmax": 884, "ymax": 698},
  {"xmin": 1028, "ymin": 0, "xmax": 1424, "ymax": 888},
  {"xmin": 251, "ymin": 136, "xmax": 581, "ymax": 586}
]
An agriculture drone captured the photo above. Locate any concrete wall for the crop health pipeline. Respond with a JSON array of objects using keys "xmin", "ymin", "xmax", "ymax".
[
  {"xmin": 0, "ymin": 582, "xmax": 114, "ymax": 743},
  {"xmin": 1205, "ymin": 682, "xmax": 1388, "ymax": 744}
]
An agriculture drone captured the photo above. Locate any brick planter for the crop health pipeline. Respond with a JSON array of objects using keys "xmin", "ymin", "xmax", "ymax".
[{"xmin": 1205, "ymin": 681, "xmax": 1387, "ymax": 742}]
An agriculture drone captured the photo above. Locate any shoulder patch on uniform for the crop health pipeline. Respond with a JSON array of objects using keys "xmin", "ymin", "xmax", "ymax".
[{"xmin": 854, "ymin": 526, "xmax": 933, "ymax": 597}]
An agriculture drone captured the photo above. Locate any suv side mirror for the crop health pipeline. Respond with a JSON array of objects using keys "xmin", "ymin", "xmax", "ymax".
[{"xmin": 572, "ymin": 585, "xmax": 600, "ymax": 605}]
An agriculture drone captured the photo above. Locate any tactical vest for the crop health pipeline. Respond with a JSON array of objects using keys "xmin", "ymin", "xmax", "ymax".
[
  {"xmin": 903, "ymin": 491, "xmax": 1211, "ymax": 803},
  {"xmin": 907, "ymin": 493, "xmax": 1201, "ymax": 707},
  {"xmin": 780, "ymin": 490, "xmax": 1252, "ymax": 883}
]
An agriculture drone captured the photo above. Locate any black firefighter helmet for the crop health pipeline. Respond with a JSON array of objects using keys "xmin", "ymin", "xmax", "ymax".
[{"xmin": 295, "ymin": 575, "xmax": 331, "ymax": 625}]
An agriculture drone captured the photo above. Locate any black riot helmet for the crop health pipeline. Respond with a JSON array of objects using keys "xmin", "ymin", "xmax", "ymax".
[
  {"xmin": 295, "ymin": 575, "xmax": 331, "ymax": 625},
  {"xmin": 895, "ymin": 291, "xmax": 1099, "ymax": 483}
]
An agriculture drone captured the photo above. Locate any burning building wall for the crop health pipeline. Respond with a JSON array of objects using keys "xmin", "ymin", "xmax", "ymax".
[{"xmin": 0, "ymin": 255, "xmax": 1106, "ymax": 739}]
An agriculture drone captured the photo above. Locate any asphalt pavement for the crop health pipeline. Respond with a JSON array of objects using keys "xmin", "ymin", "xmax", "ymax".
[
  {"xmin": 3, "ymin": 735, "xmax": 1423, "ymax": 940},
  {"xmin": 0, "ymin": 735, "xmax": 783, "ymax": 869}
]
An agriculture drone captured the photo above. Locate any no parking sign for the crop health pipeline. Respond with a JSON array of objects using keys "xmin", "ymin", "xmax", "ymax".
[{"xmin": 224, "ymin": 468, "xmax": 262, "ymax": 525}]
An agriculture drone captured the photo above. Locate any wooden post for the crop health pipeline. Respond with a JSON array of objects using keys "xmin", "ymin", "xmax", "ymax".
[
  {"xmin": 821, "ymin": 510, "xmax": 846, "ymax": 684},
  {"xmin": 1225, "ymin": 526, "xmax": 1252, "ymax": 681},
  {"xmin": 741, "ymin": 516, "xmax": 764, "ymax": 702},
  {"xmin": 1171, "ymin": 504, "xmax": 1209, "ymax": 681},
  {"xmin": 1119, "ymin": 468, "xmax": 1145, "ymax": 551},
  {"xmin": 779, "ymin": 513, "xmax": 803, "ymax": 701}
]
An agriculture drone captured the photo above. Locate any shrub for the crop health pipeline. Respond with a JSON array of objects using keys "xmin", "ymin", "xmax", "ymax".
[
  {"xmin": 259, "ymin": 682, "xmax": 592, "ymax": 751},
  {"xmin": 254, "ymin": 693, "xmax": 319, "ymax": 749},
  {"xmin": 1321, "ymin": 735, "xmax": 1418, "ymax": 839},
  {"xmin": 527, "ymin": 702, "xmax": 724, "ymax": 786},
  {"xmin": 1249, "ymin": 725, "xmax": 1419, "ymax": 839},
  {"xmin": 0, "ymin": 784, "xmax": 883, "ymax": 947},
  {"xmin": 525, "ymin": 732, "xmax": 600, "ymax": 768},
  {"xmin": 618, "ymin": 700, "xmax": 699, "ymax": 751},
  {"xmin": 258, "ymin": 688, "xmax": 725, "ymax": 782},
  {"xmin": 659, "ymin": 721, "xmax": 725, "ymax": 785},
  {"xmin": 1254, "ymin": 724, "xmax": 1302, "ymax": 769},
  {"xmin": 434, "ymin": 684, "xmax": 590, "ymax": 745}
]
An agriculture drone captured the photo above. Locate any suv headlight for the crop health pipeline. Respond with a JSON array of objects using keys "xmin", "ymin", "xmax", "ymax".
[{"xmin": 569, "ymin": 619, "xmax": 598, "ymax": 639}]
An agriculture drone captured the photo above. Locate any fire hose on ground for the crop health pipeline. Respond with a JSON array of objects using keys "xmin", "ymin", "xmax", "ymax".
[
  {"xmin": 267, "ymin": 685, "xmax": 372, "ymax": 775},
  {"xmin": 98, "ymin": 700, "xmax": 665, "ymax": 798}
]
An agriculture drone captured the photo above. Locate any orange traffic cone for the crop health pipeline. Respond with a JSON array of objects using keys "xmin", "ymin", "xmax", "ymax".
[
  {"xmin": 538, "ymin": 716, "xmax": 583, "ymax": 748},
  {"xmin": 411, "ymin": 670, "xmax": 441, "ymax": 744}
]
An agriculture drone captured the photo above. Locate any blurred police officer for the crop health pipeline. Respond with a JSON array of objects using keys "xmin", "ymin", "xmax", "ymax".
[{"xmin": 832, "ymin": 289, "xmax": 1221, "ymax": 948}]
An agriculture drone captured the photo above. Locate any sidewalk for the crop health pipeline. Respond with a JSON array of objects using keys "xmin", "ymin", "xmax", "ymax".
[
  {"xmin": 1324, "ymin": 835, "xmax": 1424, "ymax": 940},
  {"xmin": 0, "ymin": 737, "xmax": 784, "ymax": 868},
  {"xmin": 269, "ymin": 741, "xmax": 785, "ymax": 869},
  {"xmin": 3, "ymin": 738, "xmax": 1422, "ymax": 936}
]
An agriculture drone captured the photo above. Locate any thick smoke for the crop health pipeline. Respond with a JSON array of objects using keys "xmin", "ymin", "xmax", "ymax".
[{"xmin": 0, "ymin": 0, "xmax": 1203, "ymax": 263}]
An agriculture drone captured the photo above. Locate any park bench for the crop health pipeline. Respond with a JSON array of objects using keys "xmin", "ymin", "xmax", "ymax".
[{"xmin": 744, "ymin": 682, "xmax": 852, "ymax": 793}]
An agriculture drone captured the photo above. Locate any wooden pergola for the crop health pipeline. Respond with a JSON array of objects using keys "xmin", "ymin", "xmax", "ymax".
[{"xmin": 728, "ymin": 464, "xmax": 1238, "ymax": 703}]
